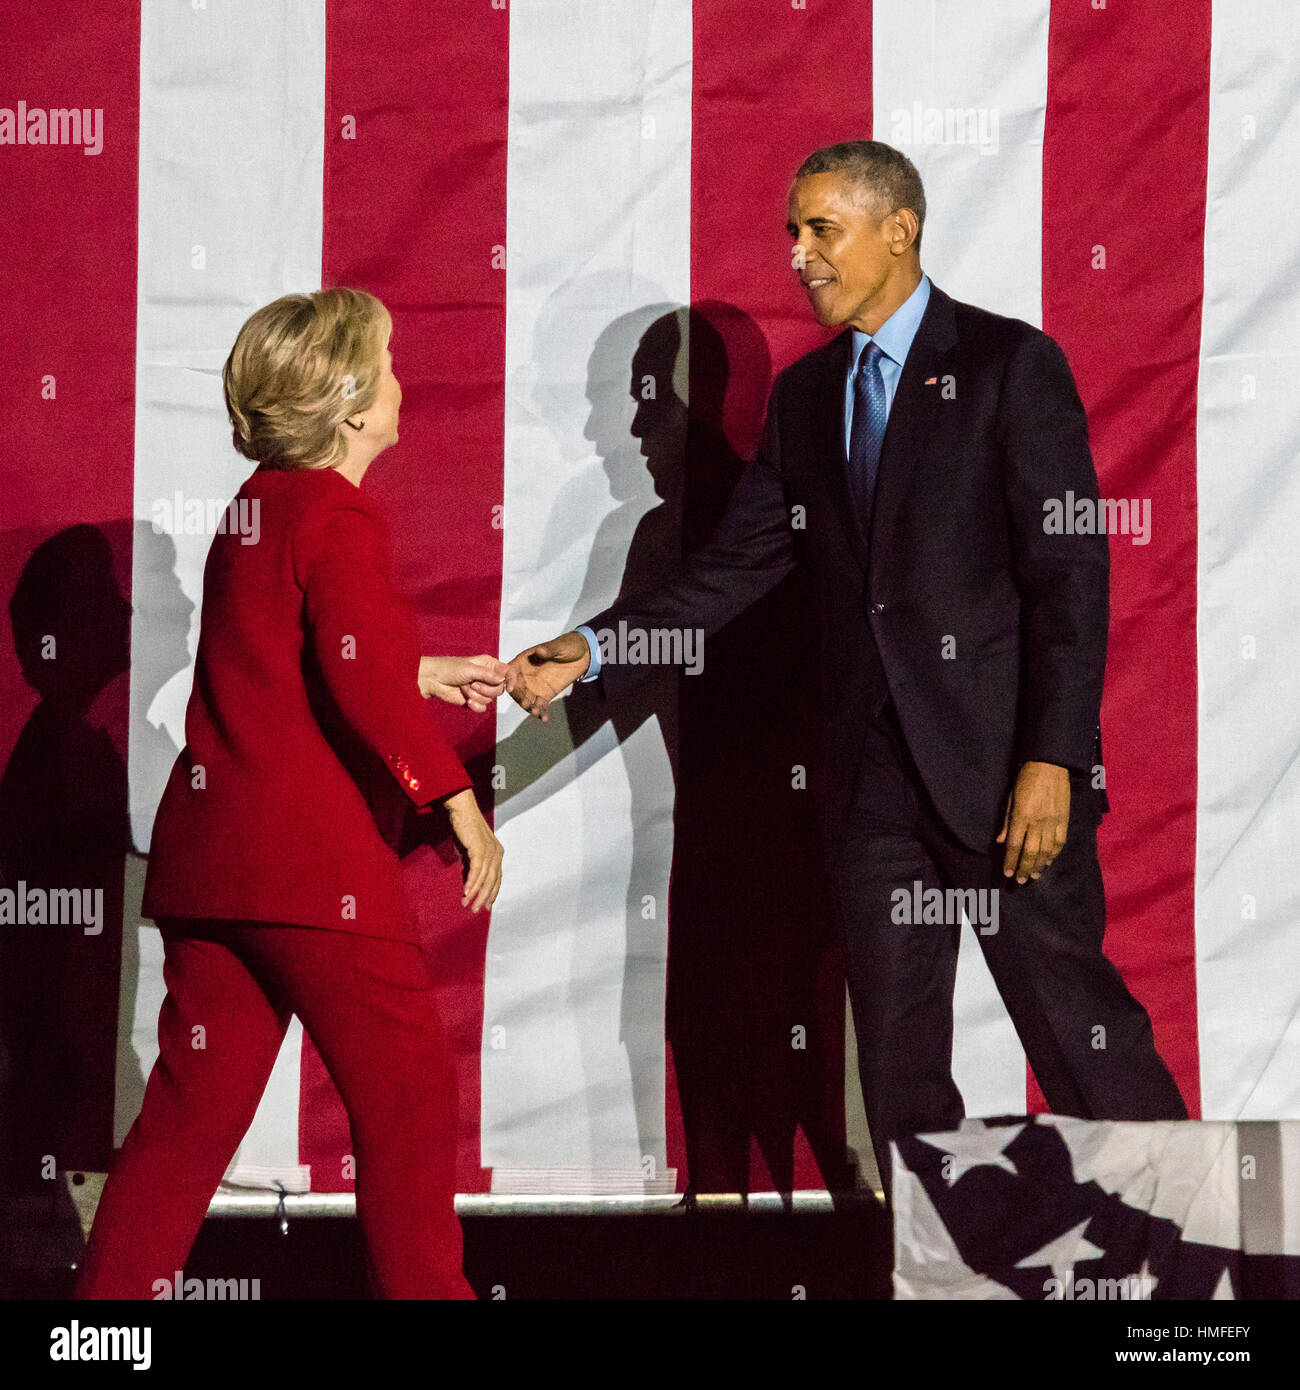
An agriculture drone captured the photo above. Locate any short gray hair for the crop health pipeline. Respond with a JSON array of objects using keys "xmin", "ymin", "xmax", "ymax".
[{"xmin": 795, "ymin": 140, "xmax": 926, "ymax": 251}]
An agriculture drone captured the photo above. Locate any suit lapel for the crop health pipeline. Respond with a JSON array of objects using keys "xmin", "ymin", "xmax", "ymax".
[
  {"xmin": 864, "ymin": 285, "xmax": 958, "ymax": 590},
  {"xmin": 815, "ymin": 330, "xmax": 871, "ymax": 575},
  {"xmin": 816, "ymin": 283, "xmax": 959, "ymax": 582}
]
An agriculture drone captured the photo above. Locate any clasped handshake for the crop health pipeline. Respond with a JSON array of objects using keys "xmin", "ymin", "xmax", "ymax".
[
  {"xmin": 417, "ymin": 630, "xmax": 591, "ymax": 721},
  {"xmin": 414, "ymin": 633, "xmax": 589, "ymax": 917}
]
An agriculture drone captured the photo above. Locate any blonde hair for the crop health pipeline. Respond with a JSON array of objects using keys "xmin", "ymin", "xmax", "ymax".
[{"xmin": 221, "ymin": 287, "xmax": 392, "ymax": 470}]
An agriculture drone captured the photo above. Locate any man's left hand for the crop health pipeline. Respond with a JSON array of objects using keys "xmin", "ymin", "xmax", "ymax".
[{"xmin": 997, "ymin": 761, "xmax": 1071, "ymax": 884}]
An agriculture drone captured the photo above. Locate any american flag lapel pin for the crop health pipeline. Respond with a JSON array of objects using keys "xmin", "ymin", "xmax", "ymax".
[{"xmin": 924, "ymin": 376, "xmax": 938, "ymax": 385}]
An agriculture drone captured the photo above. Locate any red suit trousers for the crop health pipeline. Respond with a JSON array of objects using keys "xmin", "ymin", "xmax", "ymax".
[{"xmin": 74, "ymin": 919, "xmax": 474, "ymax": 1300}]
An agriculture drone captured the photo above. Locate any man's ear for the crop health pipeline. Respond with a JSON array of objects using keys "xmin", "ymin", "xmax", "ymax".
[{"xmin": 889, "ymin": 208, "xmax": 920, "ymax": 255}]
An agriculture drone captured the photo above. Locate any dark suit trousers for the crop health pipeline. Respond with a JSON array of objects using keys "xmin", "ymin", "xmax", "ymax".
[
  {"xmin": 74, "ymin": 920, "xmax": 474, "ymax": 1300},
  {"xmin": 828, "ymin": 700, "xmax": 1187, "ymax": 1199}
]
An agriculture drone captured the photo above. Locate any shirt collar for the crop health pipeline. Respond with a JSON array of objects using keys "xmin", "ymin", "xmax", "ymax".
[{"xmin": 850, "ymin": 273, "xmax": 931, "ymax": 371}]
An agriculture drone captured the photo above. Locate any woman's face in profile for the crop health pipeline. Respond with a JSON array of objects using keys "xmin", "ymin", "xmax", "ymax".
[{"xmin": 368, "ymin": 329, "xmax": 402, "ymax": 449}]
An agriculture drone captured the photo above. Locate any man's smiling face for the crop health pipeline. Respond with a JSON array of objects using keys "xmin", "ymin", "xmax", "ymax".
[{"xmin": 786, "ymin": 171, "xmax": 898, "ymax": 330}]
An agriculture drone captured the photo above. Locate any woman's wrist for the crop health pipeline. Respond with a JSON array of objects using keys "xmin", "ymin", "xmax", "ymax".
[{"xmin": 443, "ymin": 786, "xmax": 476, "ymax": 814}]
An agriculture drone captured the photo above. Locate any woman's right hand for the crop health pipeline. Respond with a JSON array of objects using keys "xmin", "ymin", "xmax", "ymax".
[{"xmin": 443, "ymin": 788, "xmax": 504, "ymax": 913}]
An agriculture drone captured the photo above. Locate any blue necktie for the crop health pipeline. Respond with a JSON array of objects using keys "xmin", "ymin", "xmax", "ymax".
[{"xmin": 849, "ymin": 340, "xmax": 888, "ymax": 529}]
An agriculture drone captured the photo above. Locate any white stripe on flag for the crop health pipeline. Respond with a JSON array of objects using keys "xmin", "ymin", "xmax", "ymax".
[
  {"xmin": 120, "ymin": 0, "xmax": 327, "ymax": 1186},
  {"xmin": 873, "ymin": 0, "xmax": 1053, "ymax": 1116},
  {"xmin": 1196, "ymin": 0, "xmax": 1300, "ymax": 1120},
  {"xmin": 487, "ymin": 0, "xmax": 692, "ymax": 1187}
]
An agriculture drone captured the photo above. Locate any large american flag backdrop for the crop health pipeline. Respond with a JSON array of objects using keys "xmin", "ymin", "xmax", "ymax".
[{"xmin": 2, "ymin": 0, "xmax": 1295, "ymax": 1203}]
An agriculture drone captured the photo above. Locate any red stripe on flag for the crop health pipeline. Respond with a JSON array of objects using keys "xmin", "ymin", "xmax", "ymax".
[
  {"xmin": 301, "ymin": 1, "xmax": 509, "ymax": 1192},
  {"xmin": 679, "ymin": 0, "xmax": 873, "ymax": 1193},
  {"xmin": 0, "ymin": 0, "xmax": 141, "ymax": 1168},
  {"xmin": 1039, "ymin": 0, "xmax": 1210, "ymax": 1115}
]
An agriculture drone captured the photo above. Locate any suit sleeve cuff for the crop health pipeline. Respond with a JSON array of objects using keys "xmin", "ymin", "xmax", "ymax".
[
  {"xmin": 385, "ymin": 749, "xmax": 471, "ymax": 810},
  {"xmin": 575, "ymin": 624, "xmax": 601, "ymax": 682}
]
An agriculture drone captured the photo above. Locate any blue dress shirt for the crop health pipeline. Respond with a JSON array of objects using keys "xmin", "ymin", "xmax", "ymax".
[
  {"xmin": 579, "ymin": 274, "xmax": 932, "ymax": 680},
  {"xmin": 843, "ymin": 273, "xmax": 931, "ymax": 456}
]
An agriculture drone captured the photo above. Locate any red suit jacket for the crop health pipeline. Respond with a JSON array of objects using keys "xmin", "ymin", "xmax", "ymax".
[{"xmin": 141, "ymin": 464, "xmax": 471, "ymax": 942}]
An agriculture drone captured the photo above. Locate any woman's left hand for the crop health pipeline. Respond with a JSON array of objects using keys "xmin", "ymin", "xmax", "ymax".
[{"xmin": 419, "ymin": 655, "xmax": 510, "ymax": 712}]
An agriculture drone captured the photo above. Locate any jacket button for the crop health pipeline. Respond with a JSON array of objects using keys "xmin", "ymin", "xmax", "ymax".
[{"xmin": 870, "ymin": 602, "xmax": 886, "ymax": 615}]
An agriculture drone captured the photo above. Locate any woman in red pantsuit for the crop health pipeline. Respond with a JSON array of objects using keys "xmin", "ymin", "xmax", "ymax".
[{"xmin": 75, "ymin": 288, "xmax": 504, "ymax": 1300}]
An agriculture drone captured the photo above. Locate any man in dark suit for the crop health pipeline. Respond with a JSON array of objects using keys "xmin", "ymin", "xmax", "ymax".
[{"xmin": 506, "ymin": 140, "xmax": 1187, "ymax": 1198}]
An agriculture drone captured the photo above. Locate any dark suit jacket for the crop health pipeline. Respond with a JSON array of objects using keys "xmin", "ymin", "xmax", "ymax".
[
  {"xmin": 142, "ymin": 465, "xmax": 471, "ymax": 941},
  {"xmin": 583, "ymin": 282, "xmax": 1109, "ymax": 852}
]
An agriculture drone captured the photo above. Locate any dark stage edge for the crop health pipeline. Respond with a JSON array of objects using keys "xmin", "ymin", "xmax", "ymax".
[{"xmin": 6, "ymin": 1191, "xmax": 893, "ymax": 1301}]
